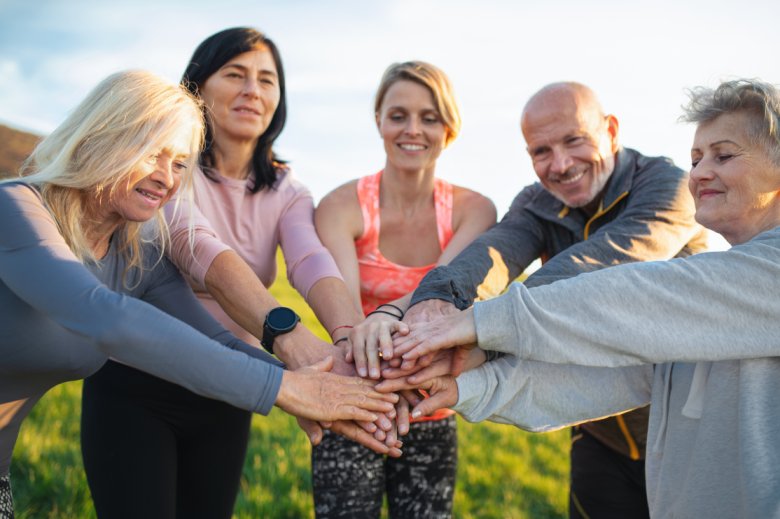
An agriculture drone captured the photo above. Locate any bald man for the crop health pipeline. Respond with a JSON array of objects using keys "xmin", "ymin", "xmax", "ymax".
[{"xmin": 406, "ymin": 82, "xmax": 708, "ymax": 518}]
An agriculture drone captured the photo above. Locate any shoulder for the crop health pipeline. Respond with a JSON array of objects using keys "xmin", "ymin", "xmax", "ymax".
[
  {"xmin": 315, "ymin": 180, "xmax": 362, "ymax": 236},
  {"xmin": 0, "ymin": 180, "xmax": 40, "ymax": 200},
  {"xmin": 624, "ymin": 147, "xmax": 686, "ymax": 180},
  {"xmin": 507, "ymin": 182, "xmax": 548, "ymax": 212},
  {"xmin": 452, "ymin": 185, "xmax": 496, "ymax": 215},
  {"xmin": 317, "ymin": 179, "xmax": 360, "ymax": 210},
  {"xmin": 0, "ymin": 181, "xmax": 47, "ymax": 216},
  {"xmin": 271, "ymin": 166, "xmax": 311, "ymax": 196},
  {"xmin": 451, "ymin": 184, "xmax": 497, "ymax": 229}
]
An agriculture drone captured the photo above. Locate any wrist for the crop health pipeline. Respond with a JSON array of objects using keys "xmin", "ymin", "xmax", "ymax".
[{"xmin": 274, "ymin": 328, "xmax": 321, "ymax": 369}]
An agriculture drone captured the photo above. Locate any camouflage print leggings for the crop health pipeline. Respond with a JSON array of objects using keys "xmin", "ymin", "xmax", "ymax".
[
  {"xmin": 312, "ymin": 416, "xmax": 457, "ymax": 519},
  {"xmin": 0, "ymin": 475, "xmax": 13, "ymax": 519}
]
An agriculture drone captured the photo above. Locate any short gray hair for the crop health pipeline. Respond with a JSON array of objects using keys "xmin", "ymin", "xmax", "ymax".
[{"xmin": 681, "ymin": 79, "xmax": 780, "ymax": 166}]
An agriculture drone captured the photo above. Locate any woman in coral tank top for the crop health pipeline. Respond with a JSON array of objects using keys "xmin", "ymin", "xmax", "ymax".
[{"xmin": 314, "ymin": 61, "xmax": 496, "ymax": 518}]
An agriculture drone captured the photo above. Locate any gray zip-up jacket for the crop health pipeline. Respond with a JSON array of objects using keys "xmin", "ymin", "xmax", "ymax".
[
  {"xmin": 458, "ymin": 226, "xmax": 780, "ymax": 518},
  {"xmin": 0, "ymin": 183, "xmax": 284, "ymax": 476},
  {"xmin": 411, "ymin": 147, "xmax": 708, "ymax": 459}
]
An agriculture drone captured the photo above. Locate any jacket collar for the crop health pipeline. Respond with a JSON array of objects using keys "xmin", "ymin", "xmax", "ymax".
[{"xmin": 526, "ymin": 147, "xmax": 636, "ymax": 224}]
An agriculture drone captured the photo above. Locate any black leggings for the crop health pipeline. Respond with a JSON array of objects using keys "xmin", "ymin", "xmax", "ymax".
[
  {"xmin": 311, "ymin": 416, "xmax": 457, "ymax": 519},
  {"xmin": 81, "ymin": 360, "xmax": 251, "ymax": 519},
  {"xmin": 569, "ymin": 428, "xmax": 649, "ymax": 519}
]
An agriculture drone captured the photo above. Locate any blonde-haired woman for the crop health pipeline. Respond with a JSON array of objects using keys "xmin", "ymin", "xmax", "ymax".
[
  {"xmin": 0, "ymin": 69, "xmax": 395, "ymax": 518},
  {"xmin": 314, "ymin": 61, "xmax": 496, "ymax": 518}
]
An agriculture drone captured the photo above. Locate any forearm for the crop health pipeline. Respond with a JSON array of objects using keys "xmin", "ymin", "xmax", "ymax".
[
  {"xmin": 455, "ymin": 356, "xmax": 652, "ymax": 430},
  {"xmin": 475, "ymin": 240, "xmax": 780, "ymax": 366},
  {"xmin": 204, "ymin": 250, "xmax": 279, "ymax": 339},
  {"xmin": 306, "ymin": 276, "xmax": 363, "ymax": 338},
  {"xmin": 411, "ymin": 224, "xmax": 541, "ymax": 309},
  {"xmin": 203, "ymin": 250, "xmax": 337, "ymax": 369}
]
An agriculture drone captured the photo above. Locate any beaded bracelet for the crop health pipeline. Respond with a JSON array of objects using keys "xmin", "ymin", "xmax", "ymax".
[{"xmin": 366, "ymin": 309, "xmax": 403, "ymax": 320}]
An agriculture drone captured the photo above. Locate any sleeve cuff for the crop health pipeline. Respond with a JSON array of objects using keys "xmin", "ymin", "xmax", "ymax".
[
  {"xmin": 453, "ymin": 366, "xmax": 490, "ymax": 417},
  {"xmin": 473, "ymin": 287, "xmax": 525, "ymax": 356}
]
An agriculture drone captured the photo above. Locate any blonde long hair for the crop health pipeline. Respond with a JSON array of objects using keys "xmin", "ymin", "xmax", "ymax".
[{"xmin": 17, "ymin": 70, "xmax": 204, "ymax": 277}]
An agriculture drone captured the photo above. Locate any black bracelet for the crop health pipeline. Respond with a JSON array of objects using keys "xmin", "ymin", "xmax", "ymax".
[
  {"xmin": 334, "ymin": 336, "xmax": 349, "ymax": 345},
  {"xmin": 366, "ymin": 309, "xmax": 403, "ymax": 320},
  {"xmin": 376, "ymin": 303, "xmax": 404, "ymax": 319}
]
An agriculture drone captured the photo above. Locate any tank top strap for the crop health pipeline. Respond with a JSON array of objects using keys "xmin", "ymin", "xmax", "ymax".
[
  {"xmin": 356, "ymin": 170, "xmax": 383, "ymax": 247},
  {"xmin": 433, "ymin": 177, "xmax": 454, "ymax": 251}
]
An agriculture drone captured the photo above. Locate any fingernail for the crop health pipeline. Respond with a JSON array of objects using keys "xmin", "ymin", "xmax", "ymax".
[
  {"xmin": 411, "ymin": 410, "xmax": 421, "ymax": 419},
  {"xmin": 358, "ymin": 367, "xmax": 367, "ymax": 377},
  {"xmin": 370, "ymin": 368, "xmax": 379, "ymax": 378}
]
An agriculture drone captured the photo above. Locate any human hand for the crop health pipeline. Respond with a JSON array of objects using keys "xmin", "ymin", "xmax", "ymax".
[
  {"xmin": 395, "ymin": 299, "xmax": 462, "ymax": 371},
  {"xmin": 347, "ymin": 313, "xmax": 408, "ymax": 379},
  {"xmin": 275, "ymin": 356, "xmax": 398, "ymax": 423},
  {"xmin": 296, "ymin": 416, "xmax": 402, "ymax": 457},
  {"xmin": 382, "ymin": 347, "xmax": 486, "ymax": 384},
  {"xmin": 275, "ymin": 327, "xmax": 345, "ymax": 371},
  {"xmin": 393, "ymin": 307, "xmax": 478, "ymax": 368},
  {"xmin": 403, "ymin": 299, "xmax": 460, "ymax": 326},
  {"xmin": 376, "ymin": 375, "xmax": 459, "ymax": 420}
]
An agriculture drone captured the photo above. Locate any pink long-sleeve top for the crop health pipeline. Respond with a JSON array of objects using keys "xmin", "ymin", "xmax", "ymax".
[{"xmin": 166, "ymin": 166, "xmax": 343, "ymax": 346}]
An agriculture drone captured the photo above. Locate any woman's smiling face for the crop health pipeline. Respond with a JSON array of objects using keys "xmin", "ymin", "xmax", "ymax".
[{"xmin": 689, "ymin": 110, "xmax": 780, "ymax": 245}]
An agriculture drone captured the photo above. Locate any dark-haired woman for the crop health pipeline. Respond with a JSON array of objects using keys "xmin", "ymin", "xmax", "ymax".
[{"xmin": 81, "ymin": 28, "xmax": 372, "ymax": 519}]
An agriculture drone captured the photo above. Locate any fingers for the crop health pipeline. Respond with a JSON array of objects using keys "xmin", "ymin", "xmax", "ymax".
[
  {"xmin": 410, "ymin": 377, "xmax": 459, "ymax": 419},
  {"xmin": 306, "ymin": 355, "xmax": 335, "ymax": 373},
  {"xmin": 375, "ymin": 376, "xmax": 416, "ymax": 393},
  {"xmin": 366, "ymin": 337, "xmax": 381, "ymax": 380},
  {"xmin": 450, "ymin": 347, "xmax": 470, "ymax": 377},
  {"xmin": 351, "ymin": 318, "xmax": 410, "ymax": 378},
  {"xmin": 374, "ymin": 411, "xmax": 393, "ymax": 432},
  {"xmin": 407, "ymin": 356, "xmax": 453, "ymax": 385},
  {"xmin": 329, "ymin": 420, "xmax": 397, "ymax": 456},
  {"xmin": 356, "ymin": 419, "xmax": 377, "ymax": 434},
  {"xmin": 395, "ymin": 393, "xmax": 411, "ymax": 436},
  {"xmin": 277, "ymin": 369, "xmax": 400, "ymax": 423},
  {"xmin": 376, "ymin": 325, "xmax": 394, "ymax": 372},
  {"xmin": 296, "ymin": 417, "xmax": 323, "ymax": 446}
]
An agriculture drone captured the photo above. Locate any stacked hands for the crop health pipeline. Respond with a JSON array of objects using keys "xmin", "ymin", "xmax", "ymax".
[{"xmin": 294, "ymin": 300, "xmax": 483, "ymax": 457}]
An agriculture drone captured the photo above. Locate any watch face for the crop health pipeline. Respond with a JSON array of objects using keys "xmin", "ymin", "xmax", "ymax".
[{"xmin": 267, "ymin": 307, "xmax": 298, "ymax": 331}]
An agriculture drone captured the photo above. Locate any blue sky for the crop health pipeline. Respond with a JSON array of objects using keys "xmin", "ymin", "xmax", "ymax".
[{"xmin": 1, "ymin": 0, "xmax": 779, "ymax": 248}]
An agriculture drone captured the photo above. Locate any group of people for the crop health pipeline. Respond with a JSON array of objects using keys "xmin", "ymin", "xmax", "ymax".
[{"xmin": 0, "ymin": 24, "xmax": 778, "ymax": 519}]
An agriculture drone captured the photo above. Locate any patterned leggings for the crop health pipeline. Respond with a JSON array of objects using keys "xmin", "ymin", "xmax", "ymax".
[
  {"xmin": 0, "ymin": 475, "xmax": 13, "ymax": 519},
  {"xmin": 311, "ymin": 416, "xmax": 457, "ymax": 519}
]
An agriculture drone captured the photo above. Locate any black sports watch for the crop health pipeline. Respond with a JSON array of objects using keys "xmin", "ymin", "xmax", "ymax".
[{"xmin": 261, "ymin": 307, "xmax": 300, "ymax": 354}]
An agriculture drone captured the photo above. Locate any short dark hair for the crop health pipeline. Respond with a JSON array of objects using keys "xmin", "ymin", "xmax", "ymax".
[
  {"xmin": 682, "ymin": 79, "xmax": 780, "ymax": 166},
  {"xmin": 182, "ymin": 27, "xmax": 287, "ymax": 192}
]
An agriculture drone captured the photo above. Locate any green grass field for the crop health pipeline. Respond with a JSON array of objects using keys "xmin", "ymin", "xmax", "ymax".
[{"xmin": 10, "ymin": 255, "xmax": 570, "ymax": 518}]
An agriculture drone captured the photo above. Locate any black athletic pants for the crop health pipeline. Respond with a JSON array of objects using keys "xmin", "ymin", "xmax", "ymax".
[
  {"xmin": 569, "ymin": 428, "xmax": 649, "ymax": 519},
  {"xmin": 81, "ymin": 360, "xmax": 251, "ymax": 519}
]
